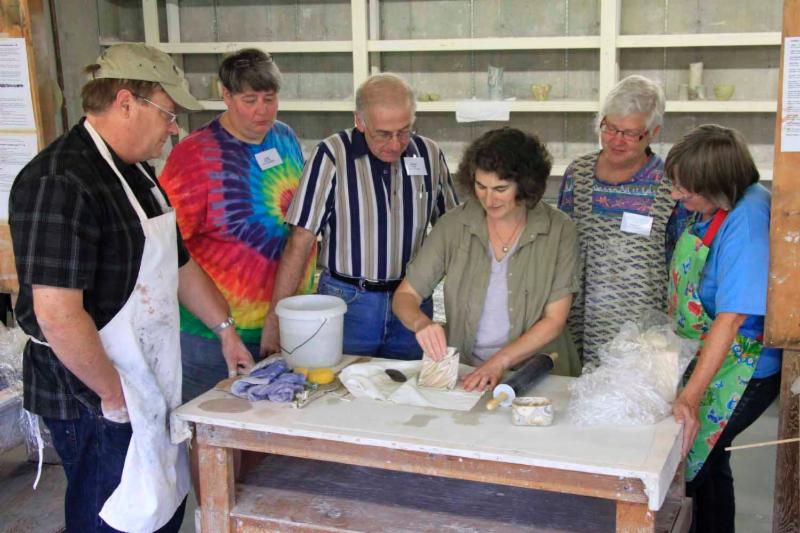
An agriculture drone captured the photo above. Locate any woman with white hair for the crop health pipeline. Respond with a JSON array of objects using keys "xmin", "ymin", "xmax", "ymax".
[{"xmin": 558, "ymin": 75, "xmax": 686, "ymax": 367}]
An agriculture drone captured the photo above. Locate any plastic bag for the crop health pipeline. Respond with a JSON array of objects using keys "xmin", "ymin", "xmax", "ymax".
[
  {"xmin": 0, "ymin": 324, "xmax": 27, "ymax": 456},
  {"xmin": 568, "ymin": 311, "xmax": 697, "ymax": 426},
  {"xmin": 0, "ymin": 323, "xmax": 27, "ymax": 390}
]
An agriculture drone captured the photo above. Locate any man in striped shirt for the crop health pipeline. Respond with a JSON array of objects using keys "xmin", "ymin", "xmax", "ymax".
[{"xmin": 261, "ymin": 73, "xmax": 458, "ymax": 359}]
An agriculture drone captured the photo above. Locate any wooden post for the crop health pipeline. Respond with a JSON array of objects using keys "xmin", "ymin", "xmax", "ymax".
[
  {"xmin": 616, "ymin": 501, "xmax": 655, "ymax": 533},
  {"xmin": 773, "ymin": 352, "xmax": 800, "ymax": 533},
  {"xmin": 197, "ymin": 440, "xmax": 235, "ymax": 533},
  {"xmin": 0, "ymin": 0, "xmax": 58, "ymax": 148},
  {"xmin": 769, "ymin": 1, "xmax": 800, "ymax": 531}
]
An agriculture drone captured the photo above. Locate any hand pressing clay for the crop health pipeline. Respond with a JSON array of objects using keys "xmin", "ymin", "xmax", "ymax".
[{"xmin": 417, "ymin": 347, "xmax": 459, "ymax": 390}]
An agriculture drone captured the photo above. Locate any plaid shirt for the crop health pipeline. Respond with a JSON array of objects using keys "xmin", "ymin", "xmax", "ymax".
[{"xmin": 10, "ymin": 119, "xmax": 189, "ymax": 420}]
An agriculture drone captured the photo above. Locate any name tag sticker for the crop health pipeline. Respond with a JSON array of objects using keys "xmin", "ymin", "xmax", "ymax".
[
  {"xmin": 404, "ymin": 157, "xmax": 427, "ymax": 176},
  {"xmin": 254, "ymin": 148, "xmax": 283, "ymax": 170},
  {"xmin": 620, "ymin": 212, "xmax": 654, "ymax": 237}
]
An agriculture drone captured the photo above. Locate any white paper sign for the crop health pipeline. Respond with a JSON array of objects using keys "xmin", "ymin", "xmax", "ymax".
[
  {"xmin": 403, "ymin": 156, "xmax": 427, "ymax": 176},
  {"xmin": 0, "ymin": 132, "xmax": 39, "ymax": 220},
  {"xmin": 0, "ymin": 38, "xmax": 36, "ymax": 130},
  {"xmin": 620, "ymin": 212, "xmax": 654, "ymax": 237},
  {"xmin": 254, "ymin": 148, "xmax": 283, "ymax": 170},
  {"xmin": 781, "ymin": 37, "xmax": 800, "ymax": 152}
]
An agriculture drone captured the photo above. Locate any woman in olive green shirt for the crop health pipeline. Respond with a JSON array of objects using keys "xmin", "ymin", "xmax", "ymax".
[{"xmin": 393, "ymin": 128, "xmax": 580, "ymax": 392}]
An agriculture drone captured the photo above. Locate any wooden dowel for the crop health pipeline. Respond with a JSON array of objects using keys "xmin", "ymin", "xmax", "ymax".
[
  {"xmin": 486, "ymin": 392, "xmax": 508, "ymax": 411},
  {"xmin": 725, "ymin": 437, "xmax": 800, "ymax": 452}
]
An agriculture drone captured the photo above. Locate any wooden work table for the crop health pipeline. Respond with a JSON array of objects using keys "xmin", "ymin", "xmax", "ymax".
[{"xmin": 173, "ymin": 372, "xmax": 690, "ymax": 532}]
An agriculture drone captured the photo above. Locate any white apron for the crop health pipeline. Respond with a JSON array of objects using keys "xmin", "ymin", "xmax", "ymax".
[{"xmin": 78, "ymin": 122, "xmax": 190, "ymax": 532}]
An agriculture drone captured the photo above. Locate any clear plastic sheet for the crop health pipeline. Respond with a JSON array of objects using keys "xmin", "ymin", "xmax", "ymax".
[
  {"xmin": 0, "ymin": 323, "xmax": 26, "ymax": 390},
  {"xmin": 0, "ymin": 324, "xmax": 27, "ymax": 455},
  {"xmin": 568, "ymin": 312, "xmax": 698, "ymax": 426}
]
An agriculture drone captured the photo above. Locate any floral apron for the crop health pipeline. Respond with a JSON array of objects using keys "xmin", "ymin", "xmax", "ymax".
[{"xmin": 668, "ymin": 209, "xmax": 762, "ymax": 481}]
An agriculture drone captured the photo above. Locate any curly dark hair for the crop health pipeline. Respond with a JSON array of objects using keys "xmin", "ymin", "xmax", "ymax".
[{"xmin": 456, "ymin": 127, "xmax": 552, "ymax": 208}]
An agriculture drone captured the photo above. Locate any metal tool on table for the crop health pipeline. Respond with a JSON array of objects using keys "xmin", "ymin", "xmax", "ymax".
[
  {"xmin": 291, "ymin": 356, "xmax": 369, "ymax": 408},
  {"xmin": 293, "ymin": 379, "xmax": 345, "ymax": 409},
  {"xmin": 486, "ymin": 352, "xmax": 558, "ymax": 411},
  {"xmin": 384, "ymin": 368, "xmax": 407, "ymax": 383}
]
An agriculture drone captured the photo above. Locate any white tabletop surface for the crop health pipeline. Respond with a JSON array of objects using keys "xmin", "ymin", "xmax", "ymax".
[{"xmin": 173, "ymin": 374, "xmax": 682, "ymax": 510}]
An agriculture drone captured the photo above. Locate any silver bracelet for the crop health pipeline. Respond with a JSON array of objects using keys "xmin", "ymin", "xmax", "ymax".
[{"xmin": 211, "ymin": 315, "xmax": 236, "ymax": 334}]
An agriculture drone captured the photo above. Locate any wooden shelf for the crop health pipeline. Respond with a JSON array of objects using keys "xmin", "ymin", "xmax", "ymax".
[
  {"xmin": 101, "ymin": 38, "xmax": 352, "ymax": 54},
  {"xmin": 133, "ymin": 0, "xmax": 780, "ymax": 181},
  {"xmin": 416, "ymin": 100, "xmax": 598, "ymax": 113},
  {"xmin": 198, "ymin": 99, "xmax": 354, "ymax": 112},
  {"xmin": 666, "ymin": 100, "xmax": 777, "ymax": 113},
  {"xmin": 617, "ymin": 31, "xmax": 781, "ymax": 49},
  {"xmin": 368, "ymin": 36, "xmax": 600, "ymax": 53}
]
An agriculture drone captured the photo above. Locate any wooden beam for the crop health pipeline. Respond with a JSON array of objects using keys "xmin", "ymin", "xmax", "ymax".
[
  {"xmin": 768, "ymin": 0, "xmax": 800, "ymax": 350},
  {"xmin": 0, "ymin": 224, "xmax": 16, "ymax": 293},
  {"xmin": 773, "ymin": 351, "xmax": 800, "ymax": 533},
  {"xmin": 1, "ymin": 0, "xmax": 56, "ymax": 148},
  {"xmin": 615, "ymin": 501, "xmax": 655, "ymax": 532},
  {"xmin": 769, "ymin": 2, "xmax": 800, "ymax": 531},
  {"xmin": 197, "ymin": 441, "xmax": 235, "ymax": 533},
  {"xmin": 196, "ymin": 424, "xmax": 650, "ymax": 505}
]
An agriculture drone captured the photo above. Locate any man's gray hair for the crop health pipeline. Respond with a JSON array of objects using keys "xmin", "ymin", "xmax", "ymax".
[
  {"xmin": 596, "ymin": 75, "xmax": 665, "ymax": 132},
  {"xmin": 355, "ymin": 73, "xmax": 416, "ymax": 123}
]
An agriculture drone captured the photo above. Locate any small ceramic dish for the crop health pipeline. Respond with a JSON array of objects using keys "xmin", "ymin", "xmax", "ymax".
[
  {"xmin": 714, "ymin": 84, "xmax": 735, "ymax": 101},
  {"xmin": 511, "ymin": 396, "xmax": 553, "ymax": 426},
  {"xmin": 531, "ymin": 84, "xmax": 552, "ymax": 101}
]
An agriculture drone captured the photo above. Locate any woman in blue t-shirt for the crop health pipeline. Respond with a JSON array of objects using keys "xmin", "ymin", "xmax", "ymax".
[{"xmin": 665, "ymin": 124, "xmax": 781, "ymax": 532}]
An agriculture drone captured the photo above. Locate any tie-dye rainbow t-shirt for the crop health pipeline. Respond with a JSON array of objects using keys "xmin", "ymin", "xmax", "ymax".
[{"xmin": 160, "ymin": 117, "xmax": 316, "ymax": 344}]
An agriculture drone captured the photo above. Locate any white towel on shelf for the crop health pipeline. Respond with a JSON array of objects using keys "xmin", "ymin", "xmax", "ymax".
[{"xmin": 455, "ymin": 100, "xmax": 512, "ymax": 122}]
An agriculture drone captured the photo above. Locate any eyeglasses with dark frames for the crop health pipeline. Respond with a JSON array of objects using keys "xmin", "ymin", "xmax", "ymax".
[
  {"xmin": 600, "ymin": 119, "xmax": 648, "ymax": 142},
  {"xmin": 132, "ymin": 93, "xmax": 177, "ymax": 124}
]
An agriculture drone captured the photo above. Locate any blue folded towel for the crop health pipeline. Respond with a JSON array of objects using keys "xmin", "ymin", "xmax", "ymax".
[{"xmin": 230, "ymin": 360, "xmax": 306, "ymax": 402}]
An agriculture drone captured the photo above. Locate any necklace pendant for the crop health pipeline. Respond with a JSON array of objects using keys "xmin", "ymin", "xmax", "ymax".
[{"xmin": 502, "ymin": 246, "xmax": 509, "ymax": 253}]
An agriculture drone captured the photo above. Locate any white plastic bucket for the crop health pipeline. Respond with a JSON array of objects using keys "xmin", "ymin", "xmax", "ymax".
[{"xmin": 275, "ymin": 295, "xmax": 347, "ymax": 368}]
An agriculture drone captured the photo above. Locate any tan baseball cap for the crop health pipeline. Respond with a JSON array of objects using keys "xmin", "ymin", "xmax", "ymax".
[{"xmin": 90, "ymin": 43, "xmax": 202, "ymax": 111}]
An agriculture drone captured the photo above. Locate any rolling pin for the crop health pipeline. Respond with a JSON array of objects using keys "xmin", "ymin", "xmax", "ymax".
[{"xmin": 486, "ymin": 352, "xmax": 558, "ymax": 410}]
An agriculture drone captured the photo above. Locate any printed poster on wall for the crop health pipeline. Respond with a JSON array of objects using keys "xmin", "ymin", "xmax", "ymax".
[
  {"xmin": 0, "ymin": 38, "xmax": 36, "ymax": 130},
  {"xmin": 781, "ymin": 37, "xmax": 800, "ymax": 152},
  {"xmin": 0, "ymin": 133, "xmax": 38, "ymax": 220}
]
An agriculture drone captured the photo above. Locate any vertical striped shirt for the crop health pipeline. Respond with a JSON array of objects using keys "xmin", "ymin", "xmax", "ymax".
[{"xmin": 286, "ymin": 128, "xmax": 458, "ymax": 280}]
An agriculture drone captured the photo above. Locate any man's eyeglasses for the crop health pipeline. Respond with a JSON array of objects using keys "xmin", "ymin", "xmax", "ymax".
[
  {"xmin": 132, "ymin": 94, "xmax": 177, "ymax": 124},
  {"xmin": 600, "ymin": 120, "xmax": 648, "ymax": 142},
  {"xmin": 369, "ymin": 127, "xmax": 415, "ymax": 144}
]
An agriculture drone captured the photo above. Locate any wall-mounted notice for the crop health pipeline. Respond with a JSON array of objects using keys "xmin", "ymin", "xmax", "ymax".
[
  {"xmin": 0, "ymin": 38, "xmax": 36, "ymax": 130},
  {"xmin": 781, "ymin": 37, "xmax": 800, "ymax": 152},
  {"xmin": 0, "ymin": 133, "xmax": 38, "ymax": 219}
]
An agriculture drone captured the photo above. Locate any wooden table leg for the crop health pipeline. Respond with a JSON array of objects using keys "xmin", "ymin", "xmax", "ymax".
[
  {"xmin": 198, "ymin": 440, "xmax": 235, "ymax": 532},
  {"xmin": 616, "ymin": 500, "xmax": 655, "ymax": 532}
]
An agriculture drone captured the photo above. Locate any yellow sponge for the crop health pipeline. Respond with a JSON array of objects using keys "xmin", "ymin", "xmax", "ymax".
[{"xmin": 307, "ymin": 368, "xmax": 335, "ymax": 385}]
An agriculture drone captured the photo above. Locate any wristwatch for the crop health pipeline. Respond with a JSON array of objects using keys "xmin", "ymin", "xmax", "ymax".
[{"xmin": 211, "ymin": 315, "xmax": 236, "ymax": 334}]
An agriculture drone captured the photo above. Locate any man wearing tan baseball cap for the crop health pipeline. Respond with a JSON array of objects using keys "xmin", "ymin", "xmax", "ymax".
[{"xmin": 9, "ymin": 43, "xmax": 254, "ymax": 532}]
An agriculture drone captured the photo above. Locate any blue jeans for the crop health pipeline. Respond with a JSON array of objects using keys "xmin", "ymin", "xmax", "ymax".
[
  {"xmin": 686, "ymin": 372, "xmax": 780, "ymax": 533},
  {"xmin": 317, "ymin": 271, "xmax": 431, "ymax": 359},
  {"xmin": 43, "ymin": 406, "xmax": 186, "ymax": 533},
  {"xmin": 181, "ymin": 332, "xmax": 262, "ymax": 402}
]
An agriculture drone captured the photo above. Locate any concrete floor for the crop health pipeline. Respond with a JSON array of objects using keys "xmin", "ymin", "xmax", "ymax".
[{"xmin": 0, "ymin": 399, "xmax": 782, "ymax": 532}]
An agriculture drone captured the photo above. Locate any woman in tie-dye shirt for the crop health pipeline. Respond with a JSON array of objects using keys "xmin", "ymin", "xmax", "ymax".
[{"xmin": 160, "ymin": 49, "xmax": 315, "ymax": 402}]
